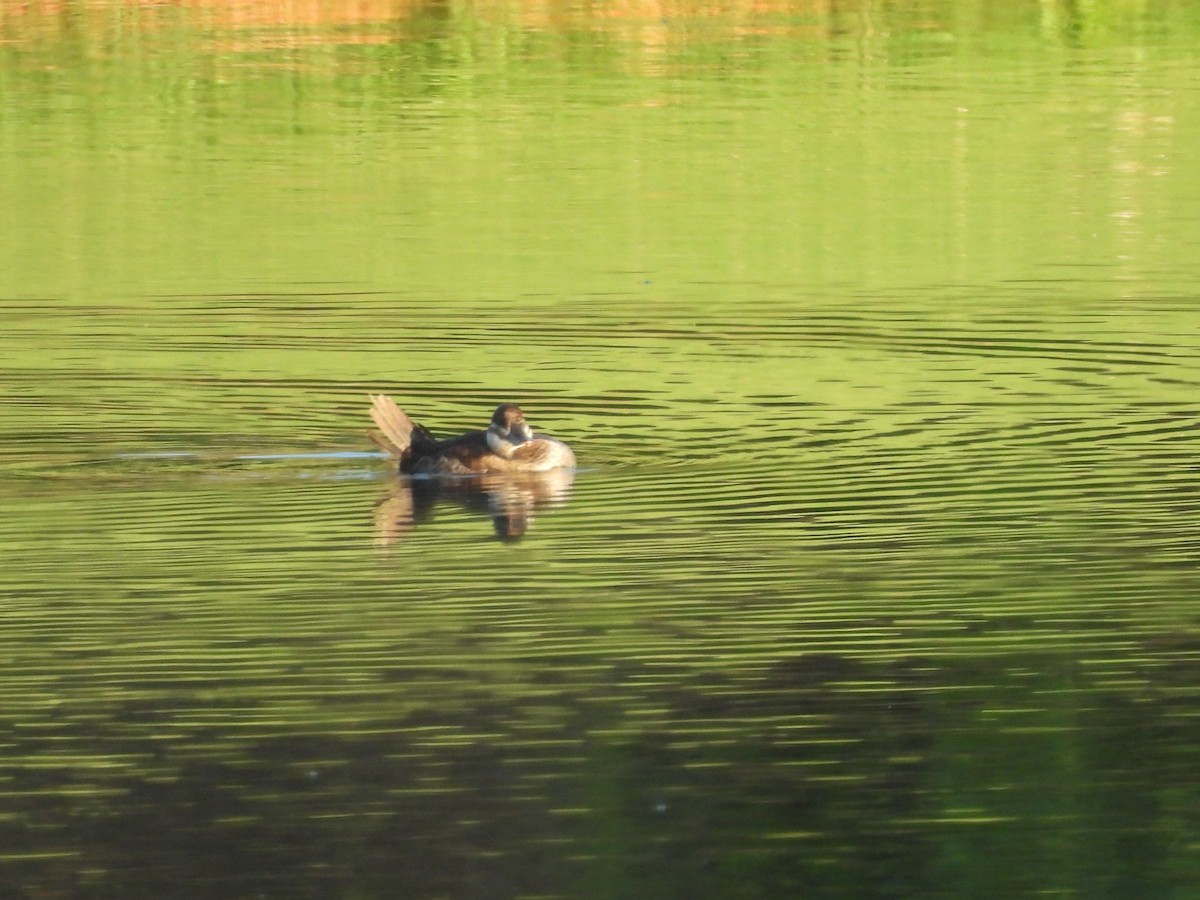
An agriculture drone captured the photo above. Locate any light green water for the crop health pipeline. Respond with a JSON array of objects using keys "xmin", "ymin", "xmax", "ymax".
[{"xmin": 1, "ymin": 2, "xmax": 1199, "ymax": 897}]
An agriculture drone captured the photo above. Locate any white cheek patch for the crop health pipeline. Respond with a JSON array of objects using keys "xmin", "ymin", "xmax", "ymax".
[{"xmin": 486, "ymin": 429, "xmax": 515, "ymax": 458}]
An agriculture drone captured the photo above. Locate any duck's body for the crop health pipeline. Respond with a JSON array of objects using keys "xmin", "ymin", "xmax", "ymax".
[{"xmin": 369, "ymin": 394, "xmax": 576, "ymax": 476}]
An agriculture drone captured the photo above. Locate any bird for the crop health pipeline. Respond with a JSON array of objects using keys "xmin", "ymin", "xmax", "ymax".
[{"xmin": 369, "ymin": 394, "xmax": 576, "ymax": 475}]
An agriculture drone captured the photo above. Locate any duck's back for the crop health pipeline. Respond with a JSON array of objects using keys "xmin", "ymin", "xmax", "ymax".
[
  {"xmin": 371, "ymin": 395, "xmax": 575, "ymax": 476},
  {"xmin": 412, "ymin": 433, "xmax": 575, "ymax": 476}
]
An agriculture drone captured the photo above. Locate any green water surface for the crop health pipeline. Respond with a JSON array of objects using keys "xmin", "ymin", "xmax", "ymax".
[{"xmin": 1, "ymin": 1, "xmax": 1199, "ymax": 897}]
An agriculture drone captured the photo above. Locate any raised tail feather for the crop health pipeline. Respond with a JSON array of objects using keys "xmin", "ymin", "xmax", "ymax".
[{"xmin": 369, "ymin": 394, "xmax": 417, "ymax": 458}]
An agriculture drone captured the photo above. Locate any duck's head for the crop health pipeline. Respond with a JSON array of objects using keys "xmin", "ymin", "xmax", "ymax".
[{"xmin": 489, "ymin": 403, "xmax": 534, "ymax": 443}]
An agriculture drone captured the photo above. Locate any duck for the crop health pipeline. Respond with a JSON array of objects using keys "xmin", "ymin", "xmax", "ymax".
[{"xmin": 369, "ymin": 394, "xmax": 576, "ymax": 475}]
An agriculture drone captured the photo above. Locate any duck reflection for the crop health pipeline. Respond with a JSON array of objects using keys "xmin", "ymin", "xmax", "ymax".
[{"xmin": 373, "ymin": 468, "xmax": 575, "ymax": 546}]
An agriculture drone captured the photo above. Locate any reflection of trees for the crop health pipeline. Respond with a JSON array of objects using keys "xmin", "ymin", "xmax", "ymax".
[
  {"xmin": 6, "ymin": 651, "xmax": 1194, "ymax": 898},
  {"xmin": 2, "ymin": 1, "xmax": 1192, "ymax": 61}
]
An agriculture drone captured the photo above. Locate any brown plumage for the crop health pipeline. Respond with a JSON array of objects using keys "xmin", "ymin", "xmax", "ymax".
[
  {"xmin": 368, "ymin": 394, "xmax": 576, "ymax": 475},
  {"xmin": 368, "ymin": 393, "xmax": 416, "ymax": 457}
]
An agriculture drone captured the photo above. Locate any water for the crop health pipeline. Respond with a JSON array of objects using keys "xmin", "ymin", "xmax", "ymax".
[{"xmin": 2, "ymin": 2, "xmax": 1200, "ymax": 897}]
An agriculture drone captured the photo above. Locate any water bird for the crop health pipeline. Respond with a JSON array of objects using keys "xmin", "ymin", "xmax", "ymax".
[{"xmin": 368, "ymin": 394, "xmax": 576, "ymax": 476}]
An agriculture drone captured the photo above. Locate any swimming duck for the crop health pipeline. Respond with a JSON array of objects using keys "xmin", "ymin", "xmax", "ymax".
[{"xmin": 369, "ymin": 394, "xmax": 576, "ymax": 475}]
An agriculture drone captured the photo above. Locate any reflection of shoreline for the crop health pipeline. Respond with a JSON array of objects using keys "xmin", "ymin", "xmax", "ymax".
[
  {"xmin": 0, "ymin": 1, "xmax": 961, "ymax": 59},
  {"xmin": 374, "ymin": 468, "xmax": 575, "ymax": 546},
  {"xmin": 0, "ymin": 0, "xmax": 421, "ymax": 29},
  {"xmin": 0, "ymin": 0, "xmax": 427, "ymax": 54},
  {"xmin": 0, "ymin": 1, "xmax": 1168, "ymax": 62}
]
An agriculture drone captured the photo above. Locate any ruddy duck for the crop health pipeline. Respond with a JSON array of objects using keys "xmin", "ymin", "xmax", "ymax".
[{"xmin": 369, "ymin": 394, "xmax": 576, "ymax": 475}]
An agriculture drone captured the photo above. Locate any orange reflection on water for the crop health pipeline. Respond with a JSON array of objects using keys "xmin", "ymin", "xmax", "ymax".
[{"xmin": 0, "ymin": 0, "xmax": 879, "ymax": 46}]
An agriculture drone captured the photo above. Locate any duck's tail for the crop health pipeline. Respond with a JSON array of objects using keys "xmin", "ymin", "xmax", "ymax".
[{"xmin": 368, "ymin": 394, "xmax": 417, "ymax": 458}]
